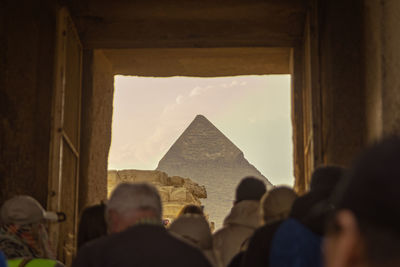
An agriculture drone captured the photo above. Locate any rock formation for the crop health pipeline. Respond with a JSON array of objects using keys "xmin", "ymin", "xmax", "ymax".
[
  {"xmin": 156, "ymin": 114, "xmax": 273, "ymax": 229},
  {"xmin": 107, "ymin": 169, "xmax": 207, "ymax": 222}
]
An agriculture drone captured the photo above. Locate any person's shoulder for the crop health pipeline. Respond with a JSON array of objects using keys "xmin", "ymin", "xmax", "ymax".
[
  {"xmin": 72, "ymin": 233, "xmax": 112, "ymax": 267},
  {"xmin": 213, "ymin": 224, "xmax": 245, "ymax": 245},
  {"xmin": 165, "ymin": 231, "xmax": 212, "ymax": 266},
  {"xmin": 254, "ymin": 221, "xmax": 283, "ymax": 236},
  {"xmin": 247, "ymin": 221, "xmax": 283, "ymax": 250},
  {"xmin": 212, "ymin": 225, "xmax": 232, "ymax": 245},
  {"xmin": 79, "ymin": 231, "xmax": 111, "ymax": 250},
  {"xmin": 164, "ymin": 229, "xmax": 199, "ymax": 250},
  {"xmin": 213, "ymin": 226, "xmax": 227, "ymax": 237},
  {"xmin": 0, "ymin": 236, "xmax": 33, "ymax": 259},
  {"xmin": 213, "ymin": 224, "xmax": 237, "ymax": 237}
]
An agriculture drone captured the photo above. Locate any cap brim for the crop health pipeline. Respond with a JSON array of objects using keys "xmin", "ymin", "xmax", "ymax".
[{"xmin": 43, "ymin": 211, "xmax": 59, "ymax": 221}]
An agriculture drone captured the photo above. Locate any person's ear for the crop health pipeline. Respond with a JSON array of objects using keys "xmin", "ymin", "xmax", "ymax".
[{"xmin": 324, "ymin": 210, "xmax": 365, "ymax": 267}]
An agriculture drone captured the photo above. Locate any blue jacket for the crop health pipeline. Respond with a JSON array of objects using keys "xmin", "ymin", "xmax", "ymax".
[
  {"xmin": 0, "ymin": 251, "xmax": 6, "ymax": 267},
  {"xmin": 269, "ymin": 218, "xmax": 322, "ymax": 267}
]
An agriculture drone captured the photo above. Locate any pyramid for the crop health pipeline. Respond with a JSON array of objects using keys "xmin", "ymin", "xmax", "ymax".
[{"xmin": 156, "ymin": 114, "xmax": 273, "ymax": 229}]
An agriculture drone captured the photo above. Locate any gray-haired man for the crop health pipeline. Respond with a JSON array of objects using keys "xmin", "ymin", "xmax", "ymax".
[{"xmin": 73, "ymin": 183, "xmax": 212, "ymax": 267}]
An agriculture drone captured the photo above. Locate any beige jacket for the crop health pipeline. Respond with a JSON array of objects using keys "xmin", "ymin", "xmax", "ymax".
[
  {"xmin": 169, "ymin": 215, "xmax": 223, "ymax": 267},
  {"xmin": 213, "ymin": 200, "xmax": 261, "ymax": 266}
]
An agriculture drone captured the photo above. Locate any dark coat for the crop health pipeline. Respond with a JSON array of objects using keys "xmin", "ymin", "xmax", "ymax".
[
  {"xmin": 240, "ymin": 221, "xmax": 282, "ymax": 267},
  {"xmin": 72, "ymin": 224, "xmax": 212, "ymax": 267}
]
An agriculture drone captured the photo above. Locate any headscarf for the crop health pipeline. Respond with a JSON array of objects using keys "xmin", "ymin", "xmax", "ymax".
[{"xmin": 0, "ymin": 223, "xmax": 55, "ymax": 259}]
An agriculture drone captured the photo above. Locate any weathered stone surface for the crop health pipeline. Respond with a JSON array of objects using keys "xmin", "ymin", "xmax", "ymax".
[
  {"xmin": 103, "ymin": 48, "xmax": 291, "ymax": 77},
  {"xmin": 365, "ymin": 0, "xmax": 400, "ymax": 140},
  {"xmin": 71, "ymin": 1, "xmax": 307, "ymax": 49},
  {"xmin": 156, "ymin": 115, "xmax": 272, "ymax": 229},
  {"xmin": 117, "ymin": 169, "xmax": 169, "ymax": 185},
  {"xmin": 79, "ymin": 50, "xmax": 114, "ymax": 212},
  {"xmin": 0, "ymin": 1, "xmax": 56, "ymax": 206},
  {"xmin": 107, "ymin": 169, "xmax": 207, "ymax": 221}
]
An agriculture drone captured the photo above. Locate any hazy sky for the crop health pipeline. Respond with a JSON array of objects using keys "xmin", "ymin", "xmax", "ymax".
[{"xmin": 108, "ymin": 75, "xmax": 294, "ymax": 186}]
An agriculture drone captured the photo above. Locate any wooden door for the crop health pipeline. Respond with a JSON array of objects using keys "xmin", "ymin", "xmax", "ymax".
[{"xmin": 48, "ymin": 7, "xmax": 82, "ymax": 265}]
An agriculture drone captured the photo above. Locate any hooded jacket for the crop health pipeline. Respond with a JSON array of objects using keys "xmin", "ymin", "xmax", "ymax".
[
  {"xmin": 169, "ymin": 215, "xmax": 223, "ymax": 267},
  {"xmin": 213, "ymin": 200, "xmax": 261, "ymax": 266}
]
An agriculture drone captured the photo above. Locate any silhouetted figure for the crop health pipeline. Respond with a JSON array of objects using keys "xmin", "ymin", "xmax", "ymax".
[
  {"xmin": 178, "ymin": 204, "xmax": 204, "ymax": 217},
  {"xmin": 268, "ymin": 166, "xmax": 345, "ymax": 267},
  {"xmin": 240, "ymin": 186, "xmax": 297, "ymax": 267},
  {"xmin": 213, "ymin": 176, "xmax": 266, "ymax": 266},
  {"xmin": 170, "ymin": 214, "xmax": 222, "ymax": 267},
  {"xmin": 0, "ymin": 196, "xmax": 64, "ymax": 266},
  {"xmin": 77, "ymin": 203, "xmax": 107, "ymax": 250},
  {"xmin": 290, "ymin": 166, "xmax": 345, "ymax": 235},
  {"xmin": 73, "ymin": 183, "xmax": 211, "ymax": 267},
  {"xmin": 325, "ymin": 137, "xmax": 400, "ymax": 267}
]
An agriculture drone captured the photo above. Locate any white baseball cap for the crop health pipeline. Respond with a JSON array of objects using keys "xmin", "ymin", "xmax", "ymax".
[{"xmin": 0, "ymin": 195, "xmax": 59, "ymax": 225}]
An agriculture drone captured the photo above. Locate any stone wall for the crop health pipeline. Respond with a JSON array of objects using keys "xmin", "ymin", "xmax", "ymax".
[
  {"xmin": 0, "ymin": 0, "xmax": 57, "ymax": 206},
  {"xmin": 364, "ymin": 0, "xmax": 384, "ymax": 143},
  {"xmin": 318, "ymin": 0, "xmax": 367, "ymax": 166},
  {"xmin": 107, "ymin": 170, "xmax": 207, "ymax": 220},
  {"xmin": 79, "ymin": 50, "xmax": 114, "ymax": 211},
  {"xmin": 364, "ymin": 0, "xmax": 400, "ymax": 140},
  {"xmin": 70, "ymin": 1, "xmax": 306, "ymax": 49}
]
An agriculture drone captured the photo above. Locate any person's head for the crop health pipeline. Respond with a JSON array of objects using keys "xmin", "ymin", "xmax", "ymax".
[
  {"xmin": 106, "ymin": 183, "xmax": 162, "ymax": 233},
  {"xmin": 310, "ymin": 165, "xmax": 346, "ymax": 195},
  {"xmin": 325, "ymin": 137, "xmax": 400, "ymax": 267},
  {"xmin": 178, "ymin": 204, "xmax": 204, "ymax": 217},
  {"xmin": 261, "ymin": 186, "xmax": 297, "ymax": 225},
  {"xmin": 290, "ymin": 165, "xmax": 345, "ymax": 235},
  {"xmin": 169, "ymin": 214, "xmax": 213, "ymax": 250},
  {"xmin": 0, "ymin": 195, "xmax": 59, "ymax": 259},
  {"xmin": 0, "ymin": 195, "xmax": 58, "ymax": 226},
  {"xmin": 77, "ymin": 203, "xmax": 107, "ymax": 249},
  {"xmin": 235, "ymin": 176, "xmax": 267, "ymax": 204}
]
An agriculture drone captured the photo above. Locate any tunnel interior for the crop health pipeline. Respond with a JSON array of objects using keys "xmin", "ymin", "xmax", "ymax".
[{"xmin": 2, "ymin": 0, "xmax": 400, "ymax": 263}]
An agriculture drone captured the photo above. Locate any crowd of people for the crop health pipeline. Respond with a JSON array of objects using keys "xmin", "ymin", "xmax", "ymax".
[{"xmin": 0, "ymin": 136, "xmax": 400, "ymax": 267}]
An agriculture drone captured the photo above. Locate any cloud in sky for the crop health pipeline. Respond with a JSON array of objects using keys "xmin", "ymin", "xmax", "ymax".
[
  {"xmin": 109, "ymin": 75, "xmax": 294, "ymax": 186},
  {"xmin": 176, "ymin": 94, "xmax": 184, "ymax": 104},
  {"xmin": 189, "ymin": 86, "xmax": 202, "ymax": 97}
]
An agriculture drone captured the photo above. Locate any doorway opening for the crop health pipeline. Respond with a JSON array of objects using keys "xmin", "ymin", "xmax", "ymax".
[{"xmin": 108, "ymin": 74, "xmax": 293, "ymax": 230}]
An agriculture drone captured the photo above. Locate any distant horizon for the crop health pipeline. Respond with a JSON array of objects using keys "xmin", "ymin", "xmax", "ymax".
[{"xmin": 108, "ymin": 75, "xmax": 294, "ymax": 186}]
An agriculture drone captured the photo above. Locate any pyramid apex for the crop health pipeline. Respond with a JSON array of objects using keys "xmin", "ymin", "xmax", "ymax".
[
  {"xmin": 190, "ymin": 114, "xmax": 213, "ymax": 126},
  {"xmin": 194, "ymin": 114, "xmax": 207, "ymax": 120}
]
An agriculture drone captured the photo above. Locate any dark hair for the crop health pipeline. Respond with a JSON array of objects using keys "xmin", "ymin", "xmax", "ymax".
[
  {"xmin": 360, "ymin": 222, "xmax": 400, "ymax": 267},
  {"xmin": 235, "ymin": 176, "xmax": 266, "ymax": 203},
  {"xmin": 310, "ymin": 165, "xmax": 345, "ymax": 193},
  {"xmin": 77, "ymin": 203, "xmax": 107, "ymax": 249},
  {"xmin": 289, "ymin": 165, "xmax": 345, "ymax": 235},
  {"xmin": 326, "ymin": 216, "xmax": 400, "ymax": 267},
  {"xmin": 178, "ymin": 204, "xmax": 204, "ymax": 217},
  {"xmin": 331, "ymin": 137, "xmax": 400, "ymax": 265}
]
